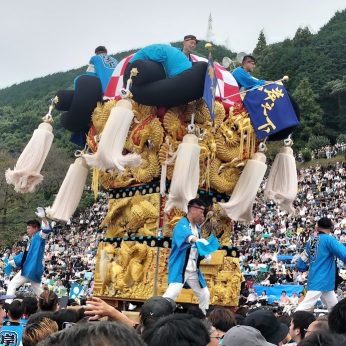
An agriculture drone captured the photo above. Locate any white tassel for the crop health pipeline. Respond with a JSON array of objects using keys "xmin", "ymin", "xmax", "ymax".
[
  {"xmin": 164, "ymin": 134, "xmax": 200, "ymax": 213},
  {"xmin": 264, "ymin": 139, "xmax": 297, "ymax": 214},
  {"xmin": 99, "ymin": 249, "xmax": 110, "ymax": 284},
  {"xmin": 160, "ymin": 147, "xmax": 177, "ymax": 196},
  {"xmin": 83, "ymin": 99, "xmax": 141, "ymax": 171},
  {"xmin": 219, "ymin": 146, "xmax": 267, "ymax": 223},
  {"xmin": 6, "ymin": 122, "xmax": 54, "ymax": 193},
  {"xmin": 160, "ymin": 163, "xmax": 168, "ymax": 196},
  {"xmin": 46, "ymin": 157, "xmax": 89, "ymax": 222}
]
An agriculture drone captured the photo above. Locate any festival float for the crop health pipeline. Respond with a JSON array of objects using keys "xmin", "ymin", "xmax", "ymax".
[{"xmin": 5, "ymin": 43, "xmax": 300, "ymax": 308}]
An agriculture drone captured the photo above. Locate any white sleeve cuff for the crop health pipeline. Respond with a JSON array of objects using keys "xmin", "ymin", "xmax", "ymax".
[
  {"xmin": 188, "ymin": 235, "xmax": 195, "ymax": 244},
  {"xmin": 8, "ymin": 260, "xmax": 16, "ymax": 268},
  {"xmin": 40, "ymin": 231, "xmax": 48, "ymax": 239}
]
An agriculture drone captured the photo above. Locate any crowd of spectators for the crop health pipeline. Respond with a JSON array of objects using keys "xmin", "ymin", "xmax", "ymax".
[{"xmin": 297, "ymin": 142, "xmax": 346, "ymax": 162}]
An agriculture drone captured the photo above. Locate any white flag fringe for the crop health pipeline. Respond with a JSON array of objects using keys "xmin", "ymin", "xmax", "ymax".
[
  {"xmin": 219, "ymin": 147, "xmax": 267, "ymax": 223},
  {"xmin": 164, "ymin": 134, "xmax": 200, "ymax": 213},
  {"xmin": 83, "ymin": 99, "xmax": 141, "ymax": 172},
  {"xmin": 46, "ymin": 157, "xmax": 89, "ymax": 222},
  {"xmin": 264, "ymin": 140, "xmax": 297, "ymax": 214},
  {"xmin": 6, "ymin": 122, "xmax": 54, "ymax": 193}
]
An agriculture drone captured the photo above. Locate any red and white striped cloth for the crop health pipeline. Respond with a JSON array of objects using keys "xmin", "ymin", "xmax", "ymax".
[{"xmin": 104, "ymin": 53, "xmax": 241, "ymax": 107}]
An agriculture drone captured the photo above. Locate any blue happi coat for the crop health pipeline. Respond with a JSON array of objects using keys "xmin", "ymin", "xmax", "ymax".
[
  {"xmin": 297, "ymin": 233, "xmax": 346, "ymax": 291},
  {"xmin": 87, "ymin": 53, "xmax": 118, "ymax": 92},
  {"xmin": 167, "ymin": 216, "xmax": 207, "ymax": 288},
  {"xmin": 13, "ymin": 224, "xmax": 52, "ymax": 283},
  {"xmin": 232, "ymin": 66, "xmax": 265, "ymax": 90},
  {"xmin": 130, "ymin": 44, "xmax": 192, "ymax": 78}
]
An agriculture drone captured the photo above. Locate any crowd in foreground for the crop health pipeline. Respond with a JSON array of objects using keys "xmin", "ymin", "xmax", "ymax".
[{"xmin": 1, "ymin": 291, "xmax": 346, "ymax": 345}]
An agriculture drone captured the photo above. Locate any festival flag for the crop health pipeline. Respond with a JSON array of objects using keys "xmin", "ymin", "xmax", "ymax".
[
  {"xmin": 203, "ymin": 56, "xmax": 218, "ymax": 121},
  {"xmin": 69, "ymin": 283, "xmax": 84, "ymax": 299},
  {"xmin": 195, "ymin": 234, "xmax": 220, "ymax": 256},
  {"xmin": 243, "ymin": 83, "xmax": 299, "ymax": 139}
]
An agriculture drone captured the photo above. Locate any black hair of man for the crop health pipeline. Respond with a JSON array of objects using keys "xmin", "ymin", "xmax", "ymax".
[
  {"xmin": 22, "ymin": 297, "xmax": 38, "ymax": 316},
  {"xmin": 142, "ymin": 313, "xmax": 210, "ymax": 346},
  {"xmin": 317, "ymin": 217, "xmax": 334, "ymax": 230},
  {"xmin": 26, "ymin": 220, "xmax": 41, "ymax": 229},
  {"xmin": 95, "ymin": 46, "xmax": 107, "ymax": 54},
  {"xmin": 37, "ymin": 321, "xmax": 145, "ymax": 346},
  {"xmin": 53, "ymin": 308, "xmax": 85, "ymax": 330},
  {"xmin": 186, "ymin": 306, "xmax": 205, "ymax": 320},
  {"xmin": 297, "ymin": 331, "xmax": 346, "ymax": 346},
  {"xmin": 187, "ymin": 198, "xmax": 206, "ymax": 211},
  {"xmin": 242, "ymin": 55, "xmax": 256, "ymax": 64},
  {"xmin": 27, "ymin": 311, "xmax": 55, "ymax": 325},
  {"xmin": 208, "ymin": 307, "xmax": 236, "ymax": 332},
  {"xmin": 328, "ymin": 298, "xmax": 346, "ymax": 334},
  {"xmin": 8, "ymin": 300, "xmax": 24, "ymax": 320},
  {"xmin": 291, "ymin": 311, "xmax": 316, "ymax": 339},
  {"xmin": 140, "ymin": 296, "xmax": 174, "ymax": 329},
  {"xmin": 311, "ymin": 320, "xmax": 329, "ymax": 333}
]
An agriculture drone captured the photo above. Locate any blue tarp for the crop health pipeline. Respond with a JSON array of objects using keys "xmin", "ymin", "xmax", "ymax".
[
  {"xmin": 277, "ymin": 255, "xmax": 293, "ymax": 262},
  {"xmin": 253, "ymin": 284, "xmax": 304, "ymax": 304}
]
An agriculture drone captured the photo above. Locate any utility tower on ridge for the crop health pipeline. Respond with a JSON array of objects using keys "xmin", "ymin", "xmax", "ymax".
[{"xmin": 206, "ymin": 13, "xmax": 214, "ymax": 42}]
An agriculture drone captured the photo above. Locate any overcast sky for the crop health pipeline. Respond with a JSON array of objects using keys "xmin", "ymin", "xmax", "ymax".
[{"xmin": 0, "ymin": 0, "xmax": 344, "ymax": 89}]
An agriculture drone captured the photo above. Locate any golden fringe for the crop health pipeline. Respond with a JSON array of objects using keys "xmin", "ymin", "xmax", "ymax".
[{"xmin": 91, "ymin": 167, "xmax": 100, "ymax": 200}]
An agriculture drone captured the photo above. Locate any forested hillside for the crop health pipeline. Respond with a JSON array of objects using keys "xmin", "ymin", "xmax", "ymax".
[{"xmin": 254, "ymin": 9, "xmax": 346, "ymax": 143}]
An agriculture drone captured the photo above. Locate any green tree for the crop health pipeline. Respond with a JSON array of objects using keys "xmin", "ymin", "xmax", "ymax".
[
  {"xmin": 253, "ymin": 29, "xmax": 267, "ymax": 59},
  {"xmin": 336, "ymin": 134, "xmax": 346, "ymax": 144},
  {"xmin": 293, "ymin": 78, "xmax": 324, "ymax": 146},
  {"xmin": 308, "ymin": 135, "xmax": 330, "ymax": 151},
  {"xmin": 293, "ymin": 27, "xmax": 313, "ymax": 47},
  {"xmin": 324, "ymin": 77, "xmax": 346, "ymax": 133}
]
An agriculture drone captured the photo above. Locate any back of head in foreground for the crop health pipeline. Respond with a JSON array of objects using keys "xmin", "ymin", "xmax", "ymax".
[
  {"xmin": 328, "ymin": 297, "xmax": 346, "ymax": 334},
  {"xmin": 297, "ymin": 331, "xmax": 346, "ymax": 346},
  {"xmin": 38, "ymin": 289, "xmax": 58, "ymax": 312},
  {"xmin": 22, "ymin": 317, "xmax": 58, "ymax": 346},
  {"xmin": 143, "ymin": 313, "xmax": 210, "ymax": 346},
  {"xmin": 22, "ymin": 296, "xmax": 38, "ymax": 317},
  {"xmin": 37, "ymin": 321, "xmax": 145, "ymax": 346},
  {"xmin": 8, "ymin": 300, "xmax": 24, "ymax": 321},
  {"xmin": 208, "ymin": 307, "xmax": 236, "ymax": 332},
  {"xmin": 140, "ymin": 296, "xmax": 174, "ymax": 330}
]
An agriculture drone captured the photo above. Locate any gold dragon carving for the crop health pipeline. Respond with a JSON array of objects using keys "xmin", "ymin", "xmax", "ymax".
[{"xmin": 100, "ymin": 193, "xmax": 160, "ymax": 238}]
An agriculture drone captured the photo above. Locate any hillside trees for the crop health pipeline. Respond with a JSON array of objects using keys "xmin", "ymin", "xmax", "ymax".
[{"xmin": 292, "ymin": 78, "xmax": 324, "ymax": 145}]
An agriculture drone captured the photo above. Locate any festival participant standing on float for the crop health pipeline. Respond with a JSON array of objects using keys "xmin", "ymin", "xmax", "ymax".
[
  {"xmin": 163, "ymin": 199, "xmax": 210, "ymax": 314},
  {"xmin": 6, "ymin": 208, "xmax": 53, "ymax": 302},
  {"xmin": 232, "ymin": 55, "xmax": 271, "ymax": 90},
  {"xmin": 295, "ymin": 217, "xmax": 346, "ymax": 311},
  {"xmin": 86, "ymin": 46, "xmax": 118, "ymax": 92},
  {"xmin": 182, "ymin": 35, "xmax": 199, "ymax": 61}
]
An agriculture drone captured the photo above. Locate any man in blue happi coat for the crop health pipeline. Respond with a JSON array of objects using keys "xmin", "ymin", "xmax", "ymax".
[
  {"xmin": 86, "ymin": 46, "xmax": 118, "ymax": 92},
  {"xmin": 295, "ymin": 217, "xmax": 346, "ymax": 311},
  {"xmin": 232, "ymin": 55, "xmax": 270, "ymax": 90},
  {"xmin": 6, "ymin": 208, "xmax": 53, "ymax": 302},
  {"xmin": 163, "ymin": 199, "xmax": 210, "ymax": 314},
  {"xmin": 130, "ymin": 43, "xmax": 192, "ymax": 78}
]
